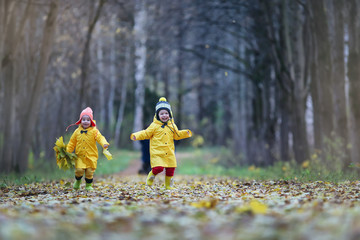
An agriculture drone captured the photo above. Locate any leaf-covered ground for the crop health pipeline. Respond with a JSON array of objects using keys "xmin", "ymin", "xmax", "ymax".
[{"xmin": 1, "ymin": 172, "xmax": 360, "ymax": 240}]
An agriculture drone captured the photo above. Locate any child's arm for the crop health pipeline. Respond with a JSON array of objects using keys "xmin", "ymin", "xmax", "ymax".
[
  {"xmin": 95, "ymin": 129, "xmax": 110, "ymax": 149},
  {"xmin": 174, "ymin": 129, "xmax": 192, "ymax": 140},
  {"xmin": 66, "ymin": 130, "xmax": 78, "ymax": 153},
  {"xmin": 171, "ymin": 121, "xmax": 193, "ymax": 140},
  {"xmin": 130, "ymin": 123, "xmax": 156, "ymax": 141}
]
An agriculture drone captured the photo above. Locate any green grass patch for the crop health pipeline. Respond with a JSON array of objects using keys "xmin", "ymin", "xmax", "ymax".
[
  {"xmin": 96, "ymin": 149, "xmax": 138, "ymax": 175},
  {"xmin": 0, "ymin": 149, "xmax": 138, "ymax": 187},
  {"xmin": 2, "ymin": 146, "xmax": 359, "ymax": 186},
  {"xmin": 176, "ymin": 147, "xmax": 360, "ymax": 182}
]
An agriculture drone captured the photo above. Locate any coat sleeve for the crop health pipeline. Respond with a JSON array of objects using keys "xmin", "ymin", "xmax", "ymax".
[
  {"xmin": 175, "ymin": 129, "xmax": 192, "ymax": 140},
  {"xmin": 95, "ymin": 129, "xmax": 109, "ymax": 148},
  {"xmin": 171, "ymin": 121, "xmax": 192, "ymax": 140},
  {"xmin": 66, "ymin": 130, "xmax": 78, "ymax": 153},
  {"xmin": 130, "ymin": 123, "xmax": 156, "ymax": 140}
]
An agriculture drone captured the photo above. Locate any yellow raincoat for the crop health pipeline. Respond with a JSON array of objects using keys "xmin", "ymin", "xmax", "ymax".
[
  {"xmin": 130, "ymin": 117, "xmax": 192, "ymax": 168},
  {"xmin": 66, "ymin": 125, "xmax": 109, "ymax": 169}
]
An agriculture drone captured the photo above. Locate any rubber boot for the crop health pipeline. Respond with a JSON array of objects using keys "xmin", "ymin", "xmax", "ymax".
[
  {"xmin": 165, "ymin": 176, "xmax": 175, "ymax": 190},
  {"xmin": 85, "ymin": 182, "xmax": 94, "ymax": 191},
  {"xmin": 73, "ymin": 179, "xmax": 81, "ymax": 190},
  {"xmin": 146, "ymin": 171, "xmax": 155, "ymax": 186}
]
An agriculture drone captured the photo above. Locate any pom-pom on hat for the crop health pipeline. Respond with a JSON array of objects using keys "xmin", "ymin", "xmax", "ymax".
[
  {"xmin": 155, "ymin": 97, "xmax": 172, "ymax": 120},
  {"xmin": 66, "ymin": 107, "xmax": 96, "ymax": 131}
]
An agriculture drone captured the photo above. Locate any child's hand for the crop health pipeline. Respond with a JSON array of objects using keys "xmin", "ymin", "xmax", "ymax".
[
  {"xmin": 132, "ymin": 135, "xmax": 136, "ymax": 141},
  {"xmin": 104, "ymin": 144, "xmax": 109, "ymax": 149},
  {"xmin": 187, "ymin": 130, "xmax": 191, "ymax": 136}
]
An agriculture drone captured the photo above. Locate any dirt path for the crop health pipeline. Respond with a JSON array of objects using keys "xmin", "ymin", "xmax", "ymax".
[{"xmin": 116, "ymin": 158, "xmax": 142, "ymax": 176}]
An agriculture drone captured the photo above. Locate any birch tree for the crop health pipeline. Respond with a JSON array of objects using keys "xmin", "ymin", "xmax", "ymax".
[
  {"xmin": 132, "ymin": 0, "xmax": 147, "ymax": 149},
  {"xmin": 115, "ymin": 40, "xmax": 133, "ymax": 146}
]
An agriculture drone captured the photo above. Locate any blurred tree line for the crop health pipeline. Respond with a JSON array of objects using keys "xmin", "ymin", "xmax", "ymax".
[{"xmin": 0, "ymin": 0, "xmax": 359, "ymax": 173}]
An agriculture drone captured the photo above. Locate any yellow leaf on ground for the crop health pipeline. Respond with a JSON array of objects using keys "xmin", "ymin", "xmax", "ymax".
[
  {"xmin": 236, "ymin": 200, "xmax": 268, "ymax": 214},
  {"xmin": 191, "ymin": 198, "xmax": 218, "ymax": 209},
  {"xmin": 250, "ymin": 200, "xmax": 267, "ymax": 214}
]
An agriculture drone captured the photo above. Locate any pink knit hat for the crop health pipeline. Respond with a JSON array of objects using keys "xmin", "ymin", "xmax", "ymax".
[
  {"xmin": 75, "ymin": 107, "xmax": 96, "ymax": 126},
  {"xmin": 66, "ymin": 107, "xmax": 96, "ymax": 131}
]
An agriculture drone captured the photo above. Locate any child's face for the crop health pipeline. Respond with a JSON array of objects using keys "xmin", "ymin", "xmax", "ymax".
[
  {"xmin": 81, "ymin": 115, "xmax": 92, "ymax": 129},
  {"xmin": 159, "ymin": 109, "xmax": 170, "ymax": 123}
]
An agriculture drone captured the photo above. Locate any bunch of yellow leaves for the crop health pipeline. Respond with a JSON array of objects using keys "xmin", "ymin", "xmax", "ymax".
[{"xmin": 53, "ymin": 136, "xmax": 77, "ymax": 170}]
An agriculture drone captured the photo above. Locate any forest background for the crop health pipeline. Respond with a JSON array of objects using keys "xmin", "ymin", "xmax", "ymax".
[{"xmin": 1, "ymin": 0, "xmax": 360, "ymax": 178}]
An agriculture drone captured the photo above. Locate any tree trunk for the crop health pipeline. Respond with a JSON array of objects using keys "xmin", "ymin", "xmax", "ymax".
[
  {"xmin": 330, "ymin": 0, "xmax": 349, "ymax": 168},
  {"xmin": 262, "ymin": 0, "xmax": 310, "ymax": 164},
  {"xmin": 232, "ymin": 76, "xmax": 242, "ymax": 156},
  {"xmin": 96, "ymin": 23, "xmax": 106, "ymax": 126},
  {"xmin": 161, "ymin": 50, "xmax": 170, "ymax": 99},
  {"xmin": 107, "ymin": 24, "xmax": 117, "ymax": 136},
  {"xmin": 1, "ymin": 45, "xmax": 15, "ymax": 172},
  {"xmin": 176, "ymin": 39, "xmax": 184, "ymax": 129},
  {"xmin": 263, "ymin": 80, "xmax": 276, "ymax": 166},
  {"xmin": 279, "ymin": 90, "xmax": 290, "ymax": 162},
  {"xmin": 0, "ymin": 1, "xmax": 29, "ymax": 172},
  {"xmin": 17, "ymin": 0, "xmax": 59, "ymax": 173},
  {"xmin": 347, "ymin": 0, "xmax": 360, "ymax": 164},
  {"xmin": 232, "ymin": 37, "xmax": 247, "ymax": 163},
  {"xmin": 242, "ymin": 68, "xmax": 251, "ymax": 165},
  {"xmin": 309, "ymin": 0, "xmax": 334, "ymax": 143},
  {"xmin": 132, "ymin": 0, "xmax": 147, "ymax": 150},
  {"xmin": 310, "ymin": 61, "xmax": 322, "ymax": 151},
  {"xmin": 175, "ymin": 1, "xmax": 187, "ymax": 129},
  {"xmin": 291, "ymin": 96, "xmax": 309, "ymax": 164},
  {"xmin": 115, "ymin": 43, "xmax": 132, "ymax": 147},
  {"xmin": 290, "ymin": 2, "xmax": 310, "ymax": 164},
  {"xmin": 79, "ymin": 0, "xmax": 106, "ymax": 110}
]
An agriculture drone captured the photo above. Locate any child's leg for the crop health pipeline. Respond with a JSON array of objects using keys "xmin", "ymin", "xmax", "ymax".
[
  {"xmin": 75, "ymin": 168, "xmax": 85, "ymax": 179},
  {"xmin": 85, "ymin": 168, "xmax": 95, "ymax": 190},
  {"xmin": 152, "ymin": 166, "xmax": 164, "ymax": 175},
  {"xmin": 73, "ymin": 168, "xmax": 85, "ymax": 189},
  {"xmin": 165, "ymin": 168, "xmax": 175, "ymax": 189},
  {"xmin": 146, "ymin": 166, "xmax": 164, "ymax": 186},
  {"xmin": 165, "ymin": 168, "xmax": 175, "ymax": 177}
]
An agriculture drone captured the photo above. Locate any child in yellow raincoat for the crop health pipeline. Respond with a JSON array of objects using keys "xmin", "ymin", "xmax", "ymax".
[
  {"xmin": 130, "ymin": 97, "xmax": 192, "ymax": 189},
  {"xmin": 66, "ymin": 107, "xmax": 109, "ymax": 190}
]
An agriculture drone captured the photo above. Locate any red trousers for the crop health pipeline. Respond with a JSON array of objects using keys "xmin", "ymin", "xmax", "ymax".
[{"xmin": 152, "ymin": 166, "xmax": 175, "ymax": 176}]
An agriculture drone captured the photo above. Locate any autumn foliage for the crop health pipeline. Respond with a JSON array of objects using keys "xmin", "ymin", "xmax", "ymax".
[
  {"xmin": 1, "ymin": 174, "xmax": 360, "ymax": 239},
  {"xmin": 53, "ymin": 137, "xmax": 76, "ymax": 171}
]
